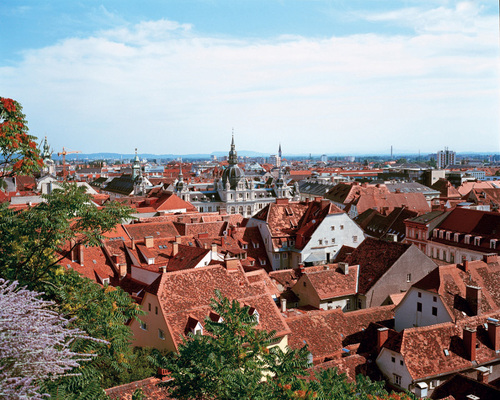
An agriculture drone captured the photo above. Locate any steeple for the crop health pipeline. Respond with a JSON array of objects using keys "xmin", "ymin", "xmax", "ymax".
[
  {"xmin": 175, "ymin": 158, "xmax": 185, "ymax": 192},
  {"xmin": 228, "ymin": 129, "xmax": 238, "ymax": 166},
  {"xmin": 278, "ymin": 143, "xmax": 282, "ymax": 159},
  {"xmin": 42, "ymin": 136, "xmax": 52, "ymax": 160},
  {"xmin": 132, "ymin": 148, "xmax": 141, "ymax": 180}
]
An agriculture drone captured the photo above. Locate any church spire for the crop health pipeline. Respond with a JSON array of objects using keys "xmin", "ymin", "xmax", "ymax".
[
  {"xmin": 132, "ymin": 148, "xmax": 141, "ymax": 180},
  {"xmin": 228, "ymin": 129, "xmax": 238, "ymax": 166},
  {"xmin": 279, "ymin": 142, "xmax": 282, "ymax": 159}
]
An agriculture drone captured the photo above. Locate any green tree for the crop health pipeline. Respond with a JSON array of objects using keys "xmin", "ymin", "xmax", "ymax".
[
  {"xmin": 151, "ymin": 290, "xmax": 311, "ymax": 400},
  {"xmin": 151, "ymin": 291, "xmax": 414, "ymax": 400},
  {"xmin": 0, "ymin": 182, "xmax": 132, "ymax": 288},
  {"xmin": 0, "ymin": 97, "xmax": 42, "ymax": 177}
]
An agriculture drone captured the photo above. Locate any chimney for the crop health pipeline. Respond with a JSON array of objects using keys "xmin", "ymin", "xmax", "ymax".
[
  {"xmin": 476, "ymin": 366, "xmax": 490, "ymax": 384},
  {"xmin": 145, "ymin": 236, "xmax": 154, "ymax": 248},
  {"xmin": 463, "ymin": 327, "xmax": 477, "ymax": 361},
  {"xmin": 172, "ymin": 242, "xmax": 179, "ymax": 256},
  {"xmin": 70, "ymin": 239, "xmax": 77, "ymax": 261},
  {"xmin": 377, "ymin": 327, "xmax": 389, "ymax": 353},
  {"xmin": 464, "ymin": 260, "xmax": 471, "ymax": 272},
  {"xmin": 211, "ymin": 243, "xmax": 218, "ymax": 259},
  {"xmin": 314, "ymin": 196, "xmax": 323, "ymax": 203},
  {"xmin": 118, "ymin": 263, "xmax": 127, "ymax": 278},
  {"xmin": 487, "ymin": 318, "xmax": 500, "ymax": 352},
  {"xmin": 159, "ymin": 266, "xmax": 167, "ymax": 274},
  {"xmin": 338, "ymin": 262, "xmax": 349, "ymax": 275},
  {"xmin": 112, "ymin": 254, "xmax": 120, "ymax": 264},
  {"xmin": 131, "ymin": 237, "xmax": 136, "ymax": 250},
  {"xmin": 484, "ymin": 253, "xmax": 498, "ymax": 264},
  {"xmin": 78, "ymin": 243, "xmax": 84, "ymax": 266},
  {"xmin": 276, "ymin": 198, "xmax": 289, "ymax": 205},
  {"xmin": 175, "ymin": 235, "xmax": 182, "ymax": 244},
  {"xmin": 221, "ymin": 236, "xmax": 225, "ymax": 246},
  {"xmin": 466, "ymin": 285, "xmax": 481, "ymax": 316},
  {"xmin": 281, "ymin": 297, "xmax": 287, "ymax": 312}
]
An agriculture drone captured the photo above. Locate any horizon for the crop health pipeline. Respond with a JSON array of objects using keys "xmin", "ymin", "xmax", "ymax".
[{"xmin": 1, "ymin": 1, "xmax": 499, "ymax": 155}]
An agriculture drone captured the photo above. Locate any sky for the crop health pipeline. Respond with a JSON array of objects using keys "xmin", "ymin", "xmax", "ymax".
[{"xmin": 1, "ymin": 0, "xmax": 499, "ymax": 156}]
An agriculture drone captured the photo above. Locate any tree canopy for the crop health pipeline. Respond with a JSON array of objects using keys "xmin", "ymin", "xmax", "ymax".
[
  {"xmin": 0, "ymin": 97, "xmax": 42, "ymax": 177},
  {"xmin": 151, "ymin": 291, "xmax": 416, "ymax": 400}
]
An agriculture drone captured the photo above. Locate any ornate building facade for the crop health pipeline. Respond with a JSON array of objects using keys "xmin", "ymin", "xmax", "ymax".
[{"xmin": 175, "ymin": 136, "xmax": 299, "ymax": 217}]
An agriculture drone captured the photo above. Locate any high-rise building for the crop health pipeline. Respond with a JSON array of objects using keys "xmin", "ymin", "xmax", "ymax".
[{"xmin": 437, "ymin": 148, "xmax": 456, "ymax": 169}]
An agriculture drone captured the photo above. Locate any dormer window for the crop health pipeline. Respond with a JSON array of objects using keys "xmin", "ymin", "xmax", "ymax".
[
  {"xmin": 252, "ymin": 241, "xmax": 259, "ymax": 249},
  {"xmin": 491, "ymin": 239, "xmax": 497, "ymax": 249},
  {"xmin": 186, "ymin": 317, "xmax": 204, "ymax": 336},
  {"xmin": 242, "ymin": 243, "xmax": 248, "ymax": 249},
  {"xmin": 474, "ymin": 236, "xmax": 482, "ymax": 246},
  {"xmin": 454, "ymin": 233, "xmax": 460, "ymax": 242},
  {"xmin": 249, "ymin": 307, "xmax": 259, "ymax": 324},
  {"xmin": 445, "ymin": 231, "xmax": 451, "ymax": 241},
  {"xmin": 434, "ymin": 230, "xmax": 439, "ymax": 238},
  {"xmin": 465, "ymin": 234, "xmax": 472, "ymax": 245},
  {"xmin": 439, "ymin": 230, "xmax": 444, "ymax": 239}
]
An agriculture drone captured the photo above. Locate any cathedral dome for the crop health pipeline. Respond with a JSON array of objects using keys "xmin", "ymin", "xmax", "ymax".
[{"xmin": 221, "ymin": 164, "xmax": 245, "ymax": 190}]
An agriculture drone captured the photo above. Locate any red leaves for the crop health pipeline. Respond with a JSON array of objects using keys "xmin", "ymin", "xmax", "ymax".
[{"xmin": 0, "ymin": 97, "xmax": 16, "ymax": 113}]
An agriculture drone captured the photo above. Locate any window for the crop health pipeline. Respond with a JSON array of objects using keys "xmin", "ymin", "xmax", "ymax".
[
  {"xmin": 148, "ymin": 303, "xmax": 151, "ymax": 312},
  {"xmin": 346, "ymin": 299, "xmax": 351, "ymax": 310},
  {"xmin": 158, "ymin": 329, "xmax": 165, "ymax": 340},
  {"xmin": 155, "ymin": 306, "xmax": 158, "ymax": 315},
  {"xmin": 352, "ymin": 236, "xmax": 358, "ymax": 243},
  {"xmin": 406, "ymin": 273, "xmax": 411, "ymax": 283},
  {"xmin": 340, "ymin": 225, "xmax": 344, "ymax": 230},
  {"xmin": 253, "ymin": 242, "xmax": 259, "ymax": 248},
  {"xmin": 102, "ymin": 278, "xmax": 109, "ymax": 286},
  {"xmin": 274, "ymin": 254, "xmax": 280, "ymax": 260},
  {"xmin": 418, "ymin": 292, "xmax": 422, "ymax": 298},
  {"xmin": 391, "ymin": 356, "xmax": 395, "ymax": 363},
  {"xmin": 242, "ymin": 244, "xmax": 248, "ymax": 249},
  {"xmin": 400, "ymin": 360, "xmax": 404, "ymax": 366},
  {"xmin": 140, "ymin": 321, "xmax": 148, "ymax": 331},
  {"xmin": 393, "ymin": 374, "xmax": 402, "ymax": 386},
  {"xmin": 491, "ymin": 240, "xmax": 497, "ymax": 249},
  {"xmin": 319, "ymin": 239, "xmax": 323, "ymax": 245},
  {"xmin": 331, "ymin": 226, "xmax": 335, "ymax": 231},
  {"xmin": 417, "ymin": 302, "xmax": 422, "ymax": 312},
  {"xmin": 433, "ymin": 296, "xmax": 437, "ymax": 302},
  {"xmin": 283, "ymin": 253, "xmax": 288, "ymax": 259},
  {"xmin": 432, "ymin": 307, "xmax": 437, "ymax": 316},
  {"xmin": 357, "ymin": 298, "xmax": 362, "ymax": 309},
  {"xmin": 332, "ymin": 238, "xmax": 336, "ymax": 244},
  {"xmin": 260, "ymin": 259, "xmax": 266, "ymax": 266}
]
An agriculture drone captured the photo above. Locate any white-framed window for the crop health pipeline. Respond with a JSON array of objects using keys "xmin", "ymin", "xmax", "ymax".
[
  {"xmin": 242, "ymin": 244, "xmax": 248, "ymax": 249},
  {"xmin": 465, "ymin": 235, "xmax": 471, "ymax": 244},
  {"xmin": 102, "ymin": 278, "xmax": 109, "ymax": 286},
  {"xmin": 260, "ymin": 259, "xmax": 266, "ymax": 266},
  {"xmin": 159, "ymin": 329, "xmax": 165, "ymax": 340},
  {"xmin": 393, "ymin": 374, "xmax": 402, "ymax": 386},
  {"xmin": 352, "ymin": 236, "xmax": 358, "ymax": 243},
  {"xmin": 406, "ymin": 273, "xmax": 411, "ymax": 283},
  {"xmin": 140, "ymin": 321, "xmax": 148, "ymax": 331},
  {"xmin": 491, "ymin": 239, "xmax": 497, "ymax": 249},
  {"xmin": 454, "ymin": 233, "xmax": 460, "ymax": 242},
  {"xmin": 331, "ymin": 238, "xmax": 336, "ymax": 244},
  {"xmin": 346, "ymin": 299, "xmax": 351, "ymax": 310},
  {"xmin": 474, "ymin": 237, "xmax": 481, "ymax": 246}
]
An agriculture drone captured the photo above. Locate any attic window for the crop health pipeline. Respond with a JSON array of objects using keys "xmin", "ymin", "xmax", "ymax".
[
  {"xmin": 249, "ymin": 308, "xmax": 260, "ymax": 323},
  {"xmin": 454, "ymin": 233, "xmax": 460, "ymax": 242},
  {"xmin": 465, "ymin": 234, "xmax": 472, "ymax": 245},
  {"xmin": 253, "ymin": 242, "xmax": 259, "ymax": 249},
  {"xmin": 474, "ymin": 236, "xmax": 482, "ymax": 246},
  {"xmin": 242, "ymin": 244, "xmax": 248, "ymax": 249},
  {"xmin": 102, "ymin": 278, "xmax": 109, "ymax": 286},
  {"xmin": 443, "ymin": 348, "xmax": 449, "ymax": 356},
  {"xmin": 491, "ymin": 239, "xmax": 497, "ymax": 249}
]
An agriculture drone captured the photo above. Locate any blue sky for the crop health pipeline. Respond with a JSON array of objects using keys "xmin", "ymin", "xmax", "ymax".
[{"xmin": 1, "ymin": 1, "xmax": 498, "ymax": 156}]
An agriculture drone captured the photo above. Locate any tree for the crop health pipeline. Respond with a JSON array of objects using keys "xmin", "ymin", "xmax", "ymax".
[
  {"xmin": 151, "ymin": 290, "xmax": 311, "ymax": 400},
  {"xmin": 151, "ymin": 291, "xmax": 414, "ymax": 400},
  {"xmin": 0, "ymin": 97, "xmax": 42, "ymax": 177},
  {"xmin": 0, "ymin": 182, "xmax": 132, "ymax": 288},
  {"xmin": 0, "ymin": 279, "xmax": 105, "ymax": 400}
]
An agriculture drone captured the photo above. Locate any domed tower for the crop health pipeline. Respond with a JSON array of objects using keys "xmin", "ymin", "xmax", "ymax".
[
  {"xmin": 132, "ymin": 148, "xmax": 141, "ymax": 181},
  {"xmin": 221, "ymin": 133, "xmax": 245, "ymax": 190},
  {"xmin": 175, "ymin": 159, "xmax": 186, "ymax": 192}
]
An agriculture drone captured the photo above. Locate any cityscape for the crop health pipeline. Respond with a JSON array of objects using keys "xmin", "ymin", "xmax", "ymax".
[{"xmin": 1, "ymin": 1, "xmax": 500, "ymax": 399}]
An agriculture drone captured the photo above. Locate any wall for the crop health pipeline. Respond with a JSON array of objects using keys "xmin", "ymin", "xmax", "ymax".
[
  {"xmin": 130, "ymin": 292, "xmax": 176, "ymax": 352},
  {"xmin": 394, "ymin": 287, "xmax": 452, "ymax": 332},
  {"xmin": 376, "ymin": 348, "xmax": 413, "ymax": 391},
  {"xmin": 365, "ymin": 245, "xmax": 437, "ymax": 308}
]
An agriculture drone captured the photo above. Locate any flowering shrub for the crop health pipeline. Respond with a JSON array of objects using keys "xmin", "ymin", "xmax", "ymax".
[
  {"xmin": 0, "ymin": 279, "xmax": 106, "ymax": 399},
  {"xmin": 0, "ymin": 97, "xmax": 42, "ymax": 177}
]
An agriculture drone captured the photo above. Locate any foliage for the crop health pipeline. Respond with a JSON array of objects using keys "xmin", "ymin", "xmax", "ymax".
[
  {"xmin": 151, "ymin": 291, "xmax": 416, "ymax": 400},
  {"xmin": 0, "ymin": 97, "xmax": 42, "ymax": 177},
  {"xmin": 0, "ymin": 182, "xmax": 132, "ymax": 288},
  {"xmin": 39, "ymin": 269, "xmax": 143, "ymax": 396},
  {"xmin": 0, "ymin": 279, "xmax": 106, "ymax": 400},
  {"xmin": 151, "ymin": 290, "xmax": 312, "ymax": 400}
]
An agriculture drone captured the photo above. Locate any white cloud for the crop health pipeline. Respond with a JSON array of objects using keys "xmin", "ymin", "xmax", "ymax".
[{"xmin": 0, "ymin": 3, "xmax": 498, "ymax": 155}]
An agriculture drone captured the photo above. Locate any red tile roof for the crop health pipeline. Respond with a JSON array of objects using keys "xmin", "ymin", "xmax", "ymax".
[
  {"xmin": 383, "ymin": 311, "xmax": 500, "ymax": 381},
  {"xmin": 339, "ymin": 238, "xmax": 411, "ymax": 294}
]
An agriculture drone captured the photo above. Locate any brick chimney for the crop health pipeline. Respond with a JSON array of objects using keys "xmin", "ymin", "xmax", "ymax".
[
  {"xmin": 276, "ymin": 198, "xmax": 289, "ymax": 205},
  {"xmin": 172, "ymin": 242, "xmax": 179, "ymax": 256},
  {"xmin": 377, "ymin": 327, "xmax": 389, "ymax": 353},
  {"xmin": 131, "ymin": 237, "xmax": 136, "ymax": 250},
  {"xmin": 145, "ymin": 236, "xmax": 154, "ymax": 248},
  {"xmin": 175, "ymin": 235, "xmax": 182, "ymax": 244},
  {"xmin": 487, "ymin": 318, "xmax": 500, "ymax": 352},
  {"xmin": 111, "ymin": 254, "xmax": 120, "ymax": 264},
  {"xmin": 211, "ymin": 243, "xmax": 218, "ymax": 259},
  {"xmin": 465, "ymin": 285, "xmax": 481, "ymax": 316},
  {"xmin": 118, "ymin": 263, "xmax": 127, "ymax": 278},
  {"xmin": 159, "ymin": 266, "xmax": 167, "ymax": 274},
  {"xmin": 225, "ymin": 258, "xmax": 239, "ymax": 271},
  {"xmin": 463, "ymin": 327, "xmax": 477, "ymax": 361}
]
